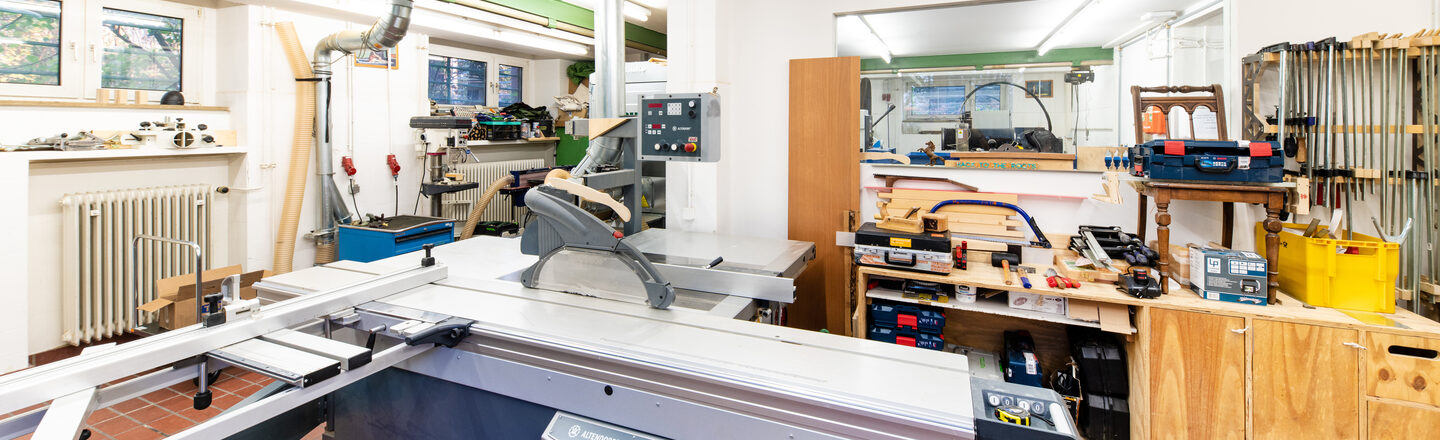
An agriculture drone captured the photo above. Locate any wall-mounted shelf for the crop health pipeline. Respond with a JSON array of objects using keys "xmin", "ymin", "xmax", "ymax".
[
  {"xmin": 0, "ymin": 100, "xmax": 229, "ymax": 112},
  {"xmin": 467, "ymin": 138, "xmax": 558, "ymax": 146},
  {"xmin": 4, "ymin": 146, "xmax": 248, "ymax": 163}
]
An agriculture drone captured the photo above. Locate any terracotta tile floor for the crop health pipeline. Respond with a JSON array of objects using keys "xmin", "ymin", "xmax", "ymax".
[{"xmin": 4, "ymin": 369, "xmax": 324, "ymax": 439}]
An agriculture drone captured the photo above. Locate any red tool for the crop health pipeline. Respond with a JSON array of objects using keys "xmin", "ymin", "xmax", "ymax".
[
  {"xmin": 341, "ymin": 156, "xmax": 357, "ymax": 176},
  {"xmin": 386, "ymin": 154, "xmax": 401, "ymax": 178},
  {"xmin": 954, "ymin": 240, "xmax": 969, "ymax": 270},
  {"xmin": 1045, "ymin": 268, "xmax": 1080, "ymax": 289}
]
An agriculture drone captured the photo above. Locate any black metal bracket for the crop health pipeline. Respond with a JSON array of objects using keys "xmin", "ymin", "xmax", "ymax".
[{"xmin": 404, "ymin": 317, "xmax": 475, "ymax": 348}]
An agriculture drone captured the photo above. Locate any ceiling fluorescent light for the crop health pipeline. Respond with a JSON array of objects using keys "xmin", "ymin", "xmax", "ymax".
[
  {"xmin": 497, "ymin": 30, "xmax": 590, "ymax": 55},
  {"xmin": 1103, "ymin": 11, "xmax": 1176, "ymax": 48},
  {"xmin": 412, "ymin": 11, "xmax": 588, "ymax": 56},
  {"xmin": 1035, "ymin": 0, "xmax": 1096, "ymax": 56},
  {"xmin": 857, "ymin": 16, "xmax": 893, "ymax": 63}
]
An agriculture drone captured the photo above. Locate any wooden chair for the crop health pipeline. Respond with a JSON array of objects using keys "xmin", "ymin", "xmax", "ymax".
[{"xmin": 1131, "ymin": 84, "xmax": 1227, "ymax": 142}]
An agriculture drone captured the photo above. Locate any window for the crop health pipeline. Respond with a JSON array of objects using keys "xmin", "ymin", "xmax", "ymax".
[
  {"xmin": 426, "ymin": 46, "xmax": 530, "ymax": 109},
  {"xmin": 1025, "ymin": 79, "xmax": 1053, "ymax": 98},
  {"xmin": 428, "ymin": 55, "xmax": 486, "ymax": 106},
  {"xmin": 908, "ymin": 85, "xmax": 964, "ymax": 117},
  {"xmin": 0, "ymin": 0, "xmax": 62, "ymax": 85},
  {"xmin": 99, "ymin": 8, "xmax": 181, "ymax": 91},
  {"xmin": 973, "ymin": 85, "xmax": 1002, "ymax": 111},
  {"xmin": 496, "ymin": 64, "xmax": 521, "ymax": 107},
  {"xmin": 0, "ymin": 0, "xmax": 203, "ymax": 101}
]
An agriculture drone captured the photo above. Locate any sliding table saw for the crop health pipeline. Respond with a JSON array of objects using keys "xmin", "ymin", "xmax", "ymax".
[{"xmin": 0, "ymin": 215, "xmax": 1076, "ymax": 440}]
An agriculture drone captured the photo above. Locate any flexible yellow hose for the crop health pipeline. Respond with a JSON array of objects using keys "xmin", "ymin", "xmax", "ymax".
[
  {"xmin": 460, "ymin": 175, "xmax": 515, "ymax": 240},
  {"xmin": 273, "ymin": 22, "xmax": 315, "ymax": 274}
]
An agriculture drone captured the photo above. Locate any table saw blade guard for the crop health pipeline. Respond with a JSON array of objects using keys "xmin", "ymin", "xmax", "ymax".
[{"xmin": 520, "ymin": 186, "xmax": 676, "ymax": 309}]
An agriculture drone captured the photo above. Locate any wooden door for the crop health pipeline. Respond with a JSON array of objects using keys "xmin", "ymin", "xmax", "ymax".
[
  {"xmin": 1252, "ymin": 320, "xmax": 1360, "ymax": 439},
  {"xmin": 787, "ymin": 57, "xmax": 860, "ymax": 333},
  {"xmin": 1149, "ymin": 309, "xmax": 1246, "ymax": 440},
  {"xmin": 1367, "ymin": 400, "xmax": 1440, "ymax": 439}
]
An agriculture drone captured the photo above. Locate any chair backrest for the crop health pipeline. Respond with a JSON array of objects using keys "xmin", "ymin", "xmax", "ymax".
[{"xmin": 1131, "ymin": 84, "xmax": 1227, "ymax": 142}]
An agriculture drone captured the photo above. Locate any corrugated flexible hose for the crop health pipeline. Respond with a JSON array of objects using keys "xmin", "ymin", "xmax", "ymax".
[
  {"xmin": 460, "ymin": 175, "xmax": 515, "ymax": 240},
  {"xmin": 272, "ymin": 22, "xmax": 316, "ymax": 274}
]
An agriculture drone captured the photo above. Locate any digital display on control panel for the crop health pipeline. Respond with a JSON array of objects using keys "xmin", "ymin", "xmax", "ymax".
[{"xmin": 638, "ymin": 93, "xmax": 720, "ymax": 162}]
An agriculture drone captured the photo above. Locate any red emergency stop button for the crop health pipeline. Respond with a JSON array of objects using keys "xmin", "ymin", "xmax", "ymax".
[{"xmin": 684, "ymin": 143, "xmax": 697, "ymax": 153}]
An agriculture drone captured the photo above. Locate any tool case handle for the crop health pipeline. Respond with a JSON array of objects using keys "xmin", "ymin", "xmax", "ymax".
[
  {"xmin": 1195, "ymin": 156, "xmax": 1238, "ymax": 174},
  {"xmin": 883, "ymin": 250, "xmax": 917, "ymax": 267}
]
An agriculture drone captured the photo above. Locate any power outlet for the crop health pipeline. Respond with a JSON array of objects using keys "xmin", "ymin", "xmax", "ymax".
[{"xmin": 349, "ymin": 180, "xmax": 361, "ymax": 195}]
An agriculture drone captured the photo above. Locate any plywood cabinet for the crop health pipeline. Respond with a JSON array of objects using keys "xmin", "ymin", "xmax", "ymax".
[
  {"xmin": 1367, "ymin": 400, "xmax": 1440, "ymax": 439},
  {"xmin": 1148, "ymin": 309, "xmax": 1247, "ymax": 440},
  {"xmin": 1252, "ymin": 320, "xmax": 1360, "ymax": 439}
]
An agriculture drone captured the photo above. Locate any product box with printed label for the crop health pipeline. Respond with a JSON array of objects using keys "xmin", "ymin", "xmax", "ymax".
[
  {"xmin": 1189, "ymin": 247, "xmax": 1267, "ymax": 306},
  {"xmin": 1008, "ymin": 291, "xmax": 1067, "ymax": 316}
]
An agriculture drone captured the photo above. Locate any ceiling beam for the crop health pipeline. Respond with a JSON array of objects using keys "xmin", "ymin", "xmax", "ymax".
[
  {"xmin": 859, "ymin": 46, "xmax": 1112, "ymax": 71},
  {"xmin": 457, "ymin": 0, "xmax": 667, "ymax": 51}
]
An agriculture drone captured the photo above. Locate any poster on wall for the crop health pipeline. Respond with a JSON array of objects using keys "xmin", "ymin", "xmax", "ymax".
[
  {"xmin": 1025, "ymin": 80, "xmax": 1053, "ymax": 98},
  {"xmin": 355, "ymin": 48, "xmax": 399, "ymax": 69}
]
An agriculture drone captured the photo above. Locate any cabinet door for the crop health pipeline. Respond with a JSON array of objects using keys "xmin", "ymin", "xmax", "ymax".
[
  {"xmin": 1252, "ymin": 320, "xmax": 1359, "ymax": 439},
  {"xmin": 1368, "ymin": 400, "xmax": 1440, "ymax": 439},
  {"xmin": 1149, "ymin": 309, "xmax": 1247, "ymax": 440}
]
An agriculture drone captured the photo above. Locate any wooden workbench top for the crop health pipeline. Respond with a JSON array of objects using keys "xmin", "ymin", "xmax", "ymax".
[{"xmin": 859, "ymin": 263, "xmax": 1440, "ymax": 338}]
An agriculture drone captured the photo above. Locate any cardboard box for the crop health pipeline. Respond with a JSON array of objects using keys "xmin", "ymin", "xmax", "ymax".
[
  {"xmin": 138, "ymin": 265, "xmax": 268, "ymax": 329},
  {"xmin": 1008, "ymin": 291, "xmax": 1067, "ymax": 316},
  {"xmin": 1189, "ymin": 247, "xmax": 1267, "ymax": 306}
]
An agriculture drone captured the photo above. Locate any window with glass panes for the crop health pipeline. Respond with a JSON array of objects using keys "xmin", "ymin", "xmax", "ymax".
[
  {"xmin": 497, "ymin": 64, "xmax": 522, "ymax": 107},
  {"xmin": 100, "ymin": 8, "xmax": 182, "ymax": 91},
  {"xmin": 429, "ymin": 55, "xmax": 486, "ymax": 106},
  {"xmin": 0, "ymin": 0, "xmax": 62, "ymax": 85}
]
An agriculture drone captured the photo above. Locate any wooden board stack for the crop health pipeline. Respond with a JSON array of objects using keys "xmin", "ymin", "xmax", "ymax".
[{"xmin": 876, "ymin": 188, "xmax": 1024, "ymax": 252}]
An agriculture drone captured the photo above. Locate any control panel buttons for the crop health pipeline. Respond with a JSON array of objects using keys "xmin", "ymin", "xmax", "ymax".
[
  {"xmin": 688, "ymin": 100, "xmax": 696, "ymax": 108},
  {"xmin": 670, "ymin": 144, "xmax": 679, "ymax": 151},
  {"xmin": 684, "ymin": 143, "xmax": 697, "ymax": 153},
  {"xmin": 653, "ymin": 143, "xmax": 661, "ymax": 151}
]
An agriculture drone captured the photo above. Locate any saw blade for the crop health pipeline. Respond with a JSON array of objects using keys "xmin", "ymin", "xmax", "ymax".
[{"xmin": 530, "ymin": 247, "xmax": 653, "ymax": 306}]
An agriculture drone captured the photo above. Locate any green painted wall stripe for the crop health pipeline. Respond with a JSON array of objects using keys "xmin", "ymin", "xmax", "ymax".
[
  {"xmin": 860, "ymin": 47, "xmax": 1113, "ymax": 71},
  {"xmin": 480, "ymin": 0, "xmax": 667, "ymax": 51}
]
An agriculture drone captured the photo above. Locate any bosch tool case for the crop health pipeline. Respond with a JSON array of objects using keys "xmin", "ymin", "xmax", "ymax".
[
  {"xmin": 867, "ymin": 326, "xmax": 945, "ymax": 351},
  {"xmin": 854, "ymin": 222, "xmax": 954, "ymax": 274},
  {"xmin": 868, "ymin": 301, "xmax": 946, "ymax": 334},
  {"xmin": 1131, "ymin": 140, "xmax": 1283, "ymax": 183}
]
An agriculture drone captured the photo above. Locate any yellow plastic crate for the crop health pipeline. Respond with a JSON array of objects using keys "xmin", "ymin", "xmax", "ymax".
[{"xmin": 1255, "ymin": 223, "xmax": 1400, "ymax": 313}]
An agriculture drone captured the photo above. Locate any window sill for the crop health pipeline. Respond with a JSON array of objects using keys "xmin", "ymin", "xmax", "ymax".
[{"xmin": 0, "ymin": 100, "xmax": 228, "ymax": 112}]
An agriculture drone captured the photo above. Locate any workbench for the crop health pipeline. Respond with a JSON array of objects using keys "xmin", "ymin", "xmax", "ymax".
[{"xmin": 853, "ymin": 261, "xmax": 1440, "ymax": 439}]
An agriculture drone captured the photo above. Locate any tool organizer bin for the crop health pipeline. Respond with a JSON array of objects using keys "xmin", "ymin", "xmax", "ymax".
[{"xmin": 1256, "ymin": 223, "xmax": 1399, "ymax": 313}]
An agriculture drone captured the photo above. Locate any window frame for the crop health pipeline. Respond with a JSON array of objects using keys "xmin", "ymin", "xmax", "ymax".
[
  {"xmin": 899, "ymin": 74, "xmax": 1014, "ymax": 122},
  {"xmin": 427, "ymin": 44, "xmax": 530, "ymax": 108},
  {"xmin": 0, "ymin": 0, "xmax": 202, "ymax": 102},
  {"xmin": 84, "ymin": 0, "xmax": 201, "ymax": 103},
  {"xmin": 428, "ymin": 53, "xmax": 488, "ymax": 106},
  {"xmin": 0, "ymin": 0, "xmax": 83, "ymax": 97}
]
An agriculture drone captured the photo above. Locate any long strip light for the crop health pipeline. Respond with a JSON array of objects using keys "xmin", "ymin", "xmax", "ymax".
[
  {"xmin": 1036, "ymin": 0, "xmax": 1096, "ymax": 56},
  {"xmin": 857, "ymin": 15, "xmax": 892, "ymax": 64}
]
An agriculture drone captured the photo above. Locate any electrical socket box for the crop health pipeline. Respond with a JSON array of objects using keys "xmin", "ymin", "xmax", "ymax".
[{"xmin": 637, "ymin": 93, "xmax": 720, "ymax": 162}]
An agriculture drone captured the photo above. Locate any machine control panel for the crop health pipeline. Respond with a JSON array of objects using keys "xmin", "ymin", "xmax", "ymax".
[
  {"xmin": 638, "ymin": 93, "xmax": 720, "ymax": 162},
  {"xmin": 971, "ymin": 377, "xmax": 1078, "ymax": 439}
]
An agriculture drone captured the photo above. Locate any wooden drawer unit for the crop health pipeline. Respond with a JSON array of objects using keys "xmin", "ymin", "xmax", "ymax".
[
  {"xmin": 1366, "ymin": 332, "xmax": 1440, "ymax": 406},
  {"xmin": 1367, "ymin": 400, "xmax": 1440, "ymax": 440}
]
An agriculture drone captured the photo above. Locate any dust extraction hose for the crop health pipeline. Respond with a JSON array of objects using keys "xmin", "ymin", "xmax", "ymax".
[
  {"xmin": 460, "ymin": 175, "xmax": 514, "ymax": 240},
  {"xmin": 272, "ymin": 22, "xmax": 316, "ymax": 274}
]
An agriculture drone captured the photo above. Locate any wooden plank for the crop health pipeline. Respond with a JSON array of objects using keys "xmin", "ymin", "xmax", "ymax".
[
  {"xmin": 1365, "ymin": 332, "xmax": 1440, "ymax": 406},
  {"xmin": 881, "ymin": 207, "xmax": 1017, "ymax": 227},
  {"xmin": 0, "ymin": 99, "xmax": 228, "ymax": 111},
  {"xmin": 946, "ymin": 223, "xmax": 1022, "ymax": 237},
  {"xmin": 1149, "ymin": 309, "xmax": 1246, "ymax": 440},
  {"xmin": 788, "ymin": 56, "xmax": 860, "ymax": 333},
  {"xmin": 1130, "ymin": 307, "xmax": 1151, "ymax": 440},
  {"xmin": 883, "ymin": 198, "xmax": 1019, "ymax": 216},
  {"xmin": 1251, "ymin": 320, "xmax": 1360, "ymax": 439},
  {"xmin": 1367, "ymin": 399, "xmax": 1440, "ymax": 440},
  {"xmin": 945, "ymin": 158, "xmax": 1076, "ymax": 171},
  {"xmin": 940, "ymin": 151, "xmax": 1078, "ymax": 161},
  {"xmin": 884, "ymin": 188, "xmax": 1019, "ymax": 204},
  {"xmin": 1076, "ymin": 146, "xmax": 1126, "ymax": 172}
]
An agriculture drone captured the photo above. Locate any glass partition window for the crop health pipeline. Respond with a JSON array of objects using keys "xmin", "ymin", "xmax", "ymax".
[
  {"xmin": 100, "ymin": 8, "xmax": 181, "ymax": 91},
  {"xmin": 908, "ymin": 85, "xmax": 964, "ymax": 117},
  {"xmin": 0, "ymin": 0, "xmax": 61, "ymax": 85},
  {"xmin": 429, "ymin": 55, "xmax": 487, "ymax": 106}
]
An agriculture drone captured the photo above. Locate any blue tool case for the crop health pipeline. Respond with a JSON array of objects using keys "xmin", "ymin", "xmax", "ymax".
[
  {"xmin": 868, "ymin": 302, "xmax": 946, "ymax": 334},
  {"xmin": 338, "ymin": 215, "xmax": 455, "ymax": 263},
  {"xmin": 867, "ymin": 326, "xmax": 945, "ymax": 351},
  {"xmin": 1132, "ymin": 139, "xmax": 1283, "ymax": 183}
]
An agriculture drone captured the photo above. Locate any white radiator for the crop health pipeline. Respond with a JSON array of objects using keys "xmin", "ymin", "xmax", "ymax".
[
  {"xmin": 60, "ymin": 184, "xmax": 213, "ymax": 345},
  {"xmin": 441, "ymin": 159, "xmax": 544, "ymax": 225}
]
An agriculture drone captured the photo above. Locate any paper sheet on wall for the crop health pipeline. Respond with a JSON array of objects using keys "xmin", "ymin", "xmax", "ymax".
[{"xmin": 1193, "ymin": 111, "xmax": 1219, "ymax": 139}]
